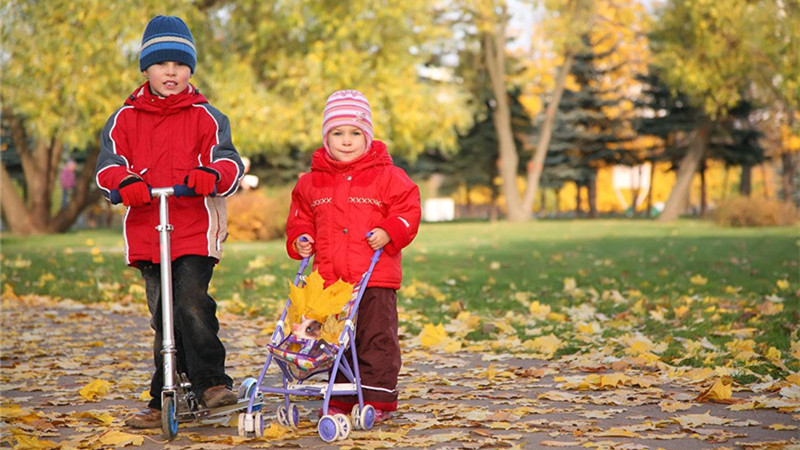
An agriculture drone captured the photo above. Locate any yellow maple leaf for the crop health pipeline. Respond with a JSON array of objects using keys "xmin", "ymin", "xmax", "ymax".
[
  {"xmin": 261, "ymin": 422, "xmax": 290, "ymax": 438},
  {"xmin": 75, "ymin": 411, "xmax": 114, "ymax": 425},
  {"xmin": 522, "ymin": 334, "xmax": 563, "ymax": 359},
  {"xmin": 79, "ymin": 379, "xmax": 110, "ymax": 401},
  {"xmin": 12, "ymin": 436, "xmax": 59, "ymax": 449},
  {"xmin": 287, "ymin": 270, "xmax": 353, "ymax": 333},
  {"xmin": 594, "ymin": 427, "xmax": 641, "ymax": 438},
  {"xmin": 419, "ymin": 323, "xmax": 447, "ymax": 347},
  {"xmin": 98, "ymin": 430, "xmax": 144, "ymax": 446},
  {"xmin": 768, "ymin": 423, "xmax": 798, "ymax": 430},
  {"xmin": 528, "ymin": 301, "xmax": 551, "ymax": 319},
  {"xmin": 785, "ymin": 373, "xmax": 800, "ymax": 386},
  {"xmin": 418, "ymin": 323, "xmax": 461, "ymax": 352},
  {"xmin": 673, "ymin": 304, "xmax": 690, "ymax": 319},
  {"xmin": 0, "ymin": 404, "xmax": 32, "ymax": 419},
  {"xmin": 776, "ymin": 279, "xmax": 789, "ymax": 291},
  {"xmin": 690, "ymin": 274, "xmax": 708, "ymax": 285},
  {"xmin": 695, "ymin": 377, "xmax": 733, "ymax": 403}
]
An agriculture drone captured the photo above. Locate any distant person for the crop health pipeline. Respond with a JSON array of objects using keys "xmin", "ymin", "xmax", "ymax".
[
  {"xmin": 286, "ymin": 90, "xmax": 421, "ymax": 423},
  {"xmin": 94, "ymin": 15, "xmax": 244, "ymax": 429},
  {"xmin": 60, "ymin": 159, "xmax": 76, "ymax": 209}
]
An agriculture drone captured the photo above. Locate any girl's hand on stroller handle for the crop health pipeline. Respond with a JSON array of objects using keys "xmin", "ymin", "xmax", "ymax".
[
  {"xmin": 366, "ymin": 228, "xmax": 390, "ymax": 251},
  {"xmin": 295, "ymin": 234, "xmax": 315, "ymax": 259},
  {"xmin": 108, "ymin": 184, "xmax": 213, "ymax": 205}
]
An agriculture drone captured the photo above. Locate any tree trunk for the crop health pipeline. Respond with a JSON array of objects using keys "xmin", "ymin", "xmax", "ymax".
[
  {"xmin": 0, "ymin": 163, "xmax": 35, "ymax": 232},
  {"xmin": 520, "ymin": 51, "xmax": 575, "ymax": 217},
  {"xmin": 646, "ymin": 160, "xmax": 654, "ymax": 217},
  {"xmin": 575, "ymin": 182, "xmax": 583, "ymax": 216},
  {"xmin": 700, "ymin": 160, "xmax": 707, "ymax": 217},
  {"xmin": 739, "ymin": 163, "xmax": 753, "ymax": 196},
  {"xmin": 483, "ymin": 23, "xmax": 525, "ymax": 221},
  {"xmin": 588, "ymin": 171, "xmax": 597, "ymax": 218},
  {"xmin": 781, "ymin": 152, "xmax": 797, "ymax": 202},
  {"xmin": 1, "ymin": 109, "xmax": 99, "ymax": 234},
  {"xmin": 555, "ymin": 187, "xmax": 561, "ymax": 216},
  {"xmin": 658, "ymin": 120, "xmax": 711, "ymax": 221}
]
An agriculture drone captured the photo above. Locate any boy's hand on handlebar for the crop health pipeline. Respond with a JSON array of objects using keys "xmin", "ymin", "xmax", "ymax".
[
  {"xmin": 295, "ymin": 234, "xmax": 315, "ymax": 258},
  {"xmin": 118, "ymin": 177, "xmax": 151, "ymax": 207},
  {"xmin": 185, "ymin": 167, "xmax": 219, "ymax": 196},
  {"xmin": 367, "ymin": 228, "xmax": 390, "ymax": 250}
]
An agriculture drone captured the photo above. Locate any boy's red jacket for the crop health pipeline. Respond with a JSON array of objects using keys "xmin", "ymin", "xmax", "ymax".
[
  {"xmin": 95, "ymin": 82, "xmax": 243, "ymax": 265},
  {"xmin": 286, "ymin": 141, "xmax": 420, "ymax": 289}
]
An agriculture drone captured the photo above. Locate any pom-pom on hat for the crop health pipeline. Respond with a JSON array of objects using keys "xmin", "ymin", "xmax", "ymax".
[
  {"xmin": 322, "ymin": 90, "xmax": 373, "ymax": 153},
  {"xmin": 139, "ymin": 15, "xmax": 197, "ymax": 73}
]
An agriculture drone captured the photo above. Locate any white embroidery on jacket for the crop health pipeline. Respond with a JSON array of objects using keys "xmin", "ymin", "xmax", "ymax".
[
  {"xmin": 310, "ymin": 197, "xmax": 332, "ymax": 208},
  {"xmin": 349, "ymin": 197, "xmax": 382, "ymax": 207}
]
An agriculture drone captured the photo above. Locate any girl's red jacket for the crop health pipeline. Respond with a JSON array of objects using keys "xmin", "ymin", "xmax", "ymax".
[
  {"xmin": 95, "ymin": 82, "xmax": 243, "ymax": 266},
  {"xmin": 286, "ymin": 141, "xmax": 420, "ymax": 289}
]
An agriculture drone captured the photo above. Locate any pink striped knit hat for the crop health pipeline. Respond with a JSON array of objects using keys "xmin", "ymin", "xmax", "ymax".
[{"xmin": 322, "ymin": 90, "xmax": 373, "ymax": 154}]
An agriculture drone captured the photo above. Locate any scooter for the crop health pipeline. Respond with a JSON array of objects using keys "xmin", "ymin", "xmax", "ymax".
[{"xmin": 110, "ymin": 185, "xmax": 261, "ymax": 439}]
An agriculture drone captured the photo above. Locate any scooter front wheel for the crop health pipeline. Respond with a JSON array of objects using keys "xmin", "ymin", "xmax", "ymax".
[{"xmin": 162, "ymin": 396, "xmax": 178, "ymax": 439}]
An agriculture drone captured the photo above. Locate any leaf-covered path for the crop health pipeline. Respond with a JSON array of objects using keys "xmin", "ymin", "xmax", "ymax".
[{"xmin": 2, "ymin": 294, "xmax": 798, "ymax": 449}]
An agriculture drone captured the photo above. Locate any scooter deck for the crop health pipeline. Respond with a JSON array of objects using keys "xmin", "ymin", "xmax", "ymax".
[{"xmin": 179, "ymin": 397, "xmax": 263, "ymax": 423}]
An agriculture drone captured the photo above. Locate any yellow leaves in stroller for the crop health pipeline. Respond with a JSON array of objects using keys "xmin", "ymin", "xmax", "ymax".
[{"xmin": 267, "ymin": 270, "xmax": 355, "ymax": 380}]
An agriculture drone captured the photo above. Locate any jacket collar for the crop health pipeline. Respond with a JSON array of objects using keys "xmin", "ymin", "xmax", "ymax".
[
  {"xmin": 125, "ymin": 82, "xmax": 207, "ymax": 114},
  {"xmin": 310, "ymin": 140, "xmax": 392, "ymax": 173}
]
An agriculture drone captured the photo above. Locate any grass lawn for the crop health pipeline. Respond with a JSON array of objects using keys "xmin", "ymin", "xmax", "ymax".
[{"xmin": 2, "ymin": 219, "xmax": 798, "ymax": 380}]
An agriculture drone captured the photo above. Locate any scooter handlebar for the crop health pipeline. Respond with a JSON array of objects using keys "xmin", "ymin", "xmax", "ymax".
[{"xmin": 108, "ymin": 184, "xmax": 207, "ymax": 205}]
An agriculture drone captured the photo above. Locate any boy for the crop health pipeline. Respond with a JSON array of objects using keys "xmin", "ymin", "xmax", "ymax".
[
  {"xmin": 95, "ymin": 15, "xmax": 244, "ymax": 429},
  {"xmin": 286, "ymin": 90, "xmax": 421, "ymax": 423}
]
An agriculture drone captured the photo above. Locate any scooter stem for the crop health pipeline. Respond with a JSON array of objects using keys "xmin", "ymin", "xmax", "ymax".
[{"xmin": 155, "ymin": 187, "xmax": 178, "ymax": 395}]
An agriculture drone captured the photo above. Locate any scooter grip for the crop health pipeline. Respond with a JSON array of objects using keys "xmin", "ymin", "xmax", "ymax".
[
  {"xmin": 109, "ymin": 190, "xmax": 123, "ymax": 205},
  {"xmin": 172, "ymin": 185, "xmax": 198, "ymax": 198}
]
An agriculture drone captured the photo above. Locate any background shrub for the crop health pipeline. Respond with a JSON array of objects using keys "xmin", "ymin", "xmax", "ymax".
[
  {"xmin": 712, "ymin": 196, "xmax": 798, "ymax": 227},
  {"xmin": 226, "ymin": 187, "xmax": 291, "ymax": 241}
]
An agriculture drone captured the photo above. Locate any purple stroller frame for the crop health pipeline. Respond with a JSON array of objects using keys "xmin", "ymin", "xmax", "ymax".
[{"xmin": 239, "ymin": 238, "xmax": 382, "ymax": 441}]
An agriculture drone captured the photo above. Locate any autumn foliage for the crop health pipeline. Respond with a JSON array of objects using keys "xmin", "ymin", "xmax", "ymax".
[
  {"xmin": 712, "ymin": 196, "xmax": 798, "ymax": 227},
  {"xmin": 225, "ymin": 189, "xmax": 290, "ymax": 241}
]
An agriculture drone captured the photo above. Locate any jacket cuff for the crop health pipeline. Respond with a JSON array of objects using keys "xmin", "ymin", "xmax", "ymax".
[{"xmin": 376, "ymin": 216, "xmax": 412, "ymax": 256}]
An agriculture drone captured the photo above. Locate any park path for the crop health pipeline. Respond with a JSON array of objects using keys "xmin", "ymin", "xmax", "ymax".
[{"xmin": 1, "ymin": 293, "xmax": 798, "ymax": 449}]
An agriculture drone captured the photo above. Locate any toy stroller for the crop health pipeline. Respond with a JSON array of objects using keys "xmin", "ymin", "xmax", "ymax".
[
  {"xmin": 111, "ymin": 185, "xmax": 261, "ymax": 439},
  {"xmin": 238, "ymin": 236, "xmax": 382, "ymax": 442}
]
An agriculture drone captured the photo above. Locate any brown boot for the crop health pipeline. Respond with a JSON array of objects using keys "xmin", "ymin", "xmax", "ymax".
[
  {"xmin": 125, "ymin": 407, "xmax": 161, "ymax": 429},
  {"xmin": 202, "ymin": 385, "xmax": 237, "ymax": 408}
]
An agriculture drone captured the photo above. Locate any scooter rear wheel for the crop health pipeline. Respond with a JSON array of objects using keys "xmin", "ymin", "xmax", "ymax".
[{"xmin": 162, "ymin": 397, "xmax": 178, "ymax": 439}]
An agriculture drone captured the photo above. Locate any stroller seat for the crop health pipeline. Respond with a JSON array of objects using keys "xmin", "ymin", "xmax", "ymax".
[{"xmin": 267, "ymin": 335, "xmax": 338, "ymax": 380}]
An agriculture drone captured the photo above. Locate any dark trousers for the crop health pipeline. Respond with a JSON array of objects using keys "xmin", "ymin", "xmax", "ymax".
[
  {"xmin": 333, "ymin": 287, "xmax": 401, "ymax": 410},
  {"xmin": 138, "ymin": 255, "xmax": 232, "ymax": 409}
]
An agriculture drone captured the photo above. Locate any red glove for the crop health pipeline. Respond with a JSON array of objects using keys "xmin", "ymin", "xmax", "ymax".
[
  {"xmin": 118, "ymin": 177, "xmax": 151, "ymax": 207},
  {"xmin": 185, "ymin": 167, "xmax": 220, "ymax": 196}
]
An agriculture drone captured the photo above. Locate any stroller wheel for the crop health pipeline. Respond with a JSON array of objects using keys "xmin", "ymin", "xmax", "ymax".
[
  {"xmin": 287, "ymin": 403, "xmax": 300, "ymax": 429},
  {"xmin": 276, "ymin": 405, "xmax": 288, "ymax": 427},
  {"xmin": 351, "ymin": 405, "xmax": 362, "ymax": 430},
  {"xmin": 360, "ymin": 404, "xmax": 376, "ymax": 430},
  {"xmin": 318, "ymin": 415, "xmax": 341, "ymax": 442},
  {"xmin": 237, "ymin": 413, "xmax": 246, "ymax": 436},
  {"xmin": 334, "ymin": 414, "xmax": 351, "ymax": 440},
  {"xmin": 277, "ymin": 404, "xmax": 300, "ymax": 429},
  {"xmin": 253, "ymin": 412, "xmax": 265, "ymax": 438}
]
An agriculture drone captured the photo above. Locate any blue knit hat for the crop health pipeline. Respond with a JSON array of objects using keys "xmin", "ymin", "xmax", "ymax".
[{"xmin": 139, "ymin": 15, "xmax": 197, "ymax": 73}]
